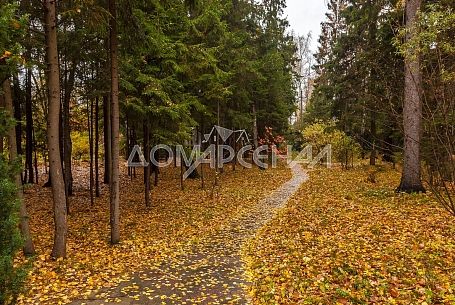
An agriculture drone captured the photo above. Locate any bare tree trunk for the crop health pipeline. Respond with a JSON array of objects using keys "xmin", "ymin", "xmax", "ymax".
[
  {"xmin": 180, "ymin": 155, "xmax": 184, "ymax": 191},
  {"xmin": 126, "ymin": 115, "xmax": 131, "ymax": 177},
  {"xmin": 45, "ymin": 0, "xmax": 67, "ymax": 258},
  {"xmin": 232, "ymin": 129, "xmax": 236, "ymax": 171},
  {"xmin": 109, "ymin": 0, "xmax": 120, "ymax": 244},
  {"xmin": 25, "ymin": 67, "xmax": 34, "ymax": 184},
  {"xmin": 143, "ymin": 123, "xmax": 151, "ymax": 207},
  {"xmin": 103, "ymin": 94, "xmax": 111, "ymax": 184},
  {"xmin": 88, "ymin": 98, "xmax": 94, "ymax": 205},
  {"xmin": 12, "ymin": 76, "xmax": 23, "ymax": 158},
  {"xmin": 200, "ymin": 120, "xmax": 204, "ymax": 188},
  {"xmin": 33, "ymin": 128, "xmax": 39, "ymax": 183},
  {"xmin": 95, "ymin": 97, "xmax": 100, "ymax": 197},
  {"xmin": 214, "ymin": 101, "xmax": 220, "ymax": 185},
  {"xmin": 154, "ymin": 164, "xmax": 158, "ymax": 186},
  {"xmin": 132, "ymin": 127, "xmax": 136, "ymax": 178},
  {"xmin": 63, "ymin": 63, "xmax": 76, "ymax": 202},
  {"xmin": 3, "ymin": 79, "xmax": 35, "ymax": 256},
  {"xmin": 11, "ymin": 76, "xmax": 24, "ymax": 184},
  {"xmin": 0, "ymin": 93, "xmax": 3, "ymax": 154},
  {"xmin": 370, "ymin": 112, "xmax": 376, "ymax": 166},
  {"xmin": 200, "ymin": 163, "xmax": 204, "ymax": 189},
  {"xmin": 397, "ymin": 0, "xmax": 425, "ymax": 193},
  {"xmin": 252, "ymin": 102, "xmax": 258, "ymax": 149}
]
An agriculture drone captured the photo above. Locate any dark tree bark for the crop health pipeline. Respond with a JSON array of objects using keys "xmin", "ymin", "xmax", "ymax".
[
  {"xmin": 180, "ymin": 155, "xmax": 184, "ymax": 191},
  {"xmin": 126, "ymin": 115, "xmax": 131, "ymax": 177},
  {"xmin": 0, "ymin": 93, "xmax": 3, "ymax": 154},
  {"xmin": 12, "ymin": 76, "xmax": 23, "ymax": 158},
  {"xmin": 252, "ymin": 102, "xmax": 259, "ymax": 149},
  {"xmin": 3, "ymin": 79, "xmax": 35, "ymax": 256},
  {"xmin": 95, "ymin": 97, "xmax": 100, "ymax": 197},
  {"xmin": 370, "ymin": 112, "xmax": 377, "ymax": 166},
  {"xmin": 397, "ymin": 0, "xmax": 425, "ymax": 193},
  {"xmin": 33, "ymin": 128, "xmax": 39, "ymax": 183},
  {"xmin": 143, "ymin": 123, "xmax": 151, "ymax": 207},
  {"xmin": 62, "ymin": 62, "xmax": 76, "ymax": 201},
  {"xmin": 25, "ymin": 67, "xmax": 34, "ymax": 184},
  {"xmin": 88, "ymin": 98, "xmax": 94, "ymax": 205},
  {"xmin": 367, "ymin": 0, "xmax": 378, "ymax": 168},
  {"xmin": 200, "ymin": 162, "xmax": 204, "ymax": 189},
  {"xmin": 103, "ymin": 94, "xmax": 111, "ymax": 184},
  {"xmin": 232, "ymin": 129, "xmax": 236, "ymax": 171},
  {"xmin": 45, "ymin": 0, "xmax": 68, "ymax": 258},
  {"xmin": 153, "ymin": 164, "xmax": 158, "ymax": 186},
  {"xmin": 200, "ymin": 120, "xmax": 204, "ymax": 188},
  {"xmin": 109, "ymin": 0, "xmax": 120, "ymax": 244},
  {"xmin": 132, "ymin": 127, "xmax": 137, "ymax": 178}
]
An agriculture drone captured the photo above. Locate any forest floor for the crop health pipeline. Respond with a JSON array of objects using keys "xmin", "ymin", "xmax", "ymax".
[
  {"xmin": 68, "ymin": 164, "xmax": 307, "ymax": 305},
  {"xmin": 16, "ymin": 162, "xmax": 292, "ymax": 305},
  {"xmin": 243, "ymin": 165, "xmax": 455, "ymax": 305},
  {"xmin": 16, "ymin": 163, "xmax": 455, "ymax": 305}
]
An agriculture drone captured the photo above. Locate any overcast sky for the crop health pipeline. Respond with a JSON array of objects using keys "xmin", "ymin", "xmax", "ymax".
[{"xmin": 284, "ymin": 0, "xmax": 327, "ymax": 52}]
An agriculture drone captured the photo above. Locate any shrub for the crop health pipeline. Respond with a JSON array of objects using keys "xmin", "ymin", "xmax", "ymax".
[
  {"xmin": 71, "ymin": 131, "xmax": 90, "ymax": 161},
  {"xmin": 0, "ymin": 111, "xmax": 26, "ymax": 305},
  {"xmin": 301, "ymin": 120, "xmax": 361, "ymax": 168}
]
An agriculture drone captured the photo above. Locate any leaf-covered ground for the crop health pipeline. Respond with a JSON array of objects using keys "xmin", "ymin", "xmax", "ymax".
[
  {"xmin": 243, "ymin": 166, "xmax": 455, "ymax": 305},
  {"xmin": 16, "ymin": 164, "xmax": 291, "ymax": 305},
  {"xmin": 68, "ymin": 164, "xmax": 307, "ymax": 305}
]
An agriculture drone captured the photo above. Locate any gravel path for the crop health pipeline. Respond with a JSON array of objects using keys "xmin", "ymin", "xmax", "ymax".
[{"xmin": 71, "ymin": 165, "xmax": 308, "ymax": 305}]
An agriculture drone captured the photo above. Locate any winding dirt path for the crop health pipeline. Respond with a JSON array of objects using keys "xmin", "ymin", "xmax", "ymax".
[{"xmin": 71, "ymin": 165, "xmax": 308, "ymax": 305}]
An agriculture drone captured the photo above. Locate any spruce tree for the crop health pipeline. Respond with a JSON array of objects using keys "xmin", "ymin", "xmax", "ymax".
[{"xmin": 0, "ymin": 110, "xmax": 26, "ymax": 305}]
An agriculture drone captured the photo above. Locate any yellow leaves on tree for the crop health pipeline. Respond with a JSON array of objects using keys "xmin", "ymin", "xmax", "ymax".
[{"xmin": 0, "ymin": 50, "xmax": 12, "ymax": 60}]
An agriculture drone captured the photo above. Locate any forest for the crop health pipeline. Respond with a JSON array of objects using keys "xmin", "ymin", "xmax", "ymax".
[{"xmin": 0, "ymin": 0, "xmax": 454, "ymax": 304}]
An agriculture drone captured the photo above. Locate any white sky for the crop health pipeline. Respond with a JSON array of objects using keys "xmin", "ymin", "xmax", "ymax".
[{"xmin": 284, "ymin": 0, "xmax": 328, "ymax": 52}]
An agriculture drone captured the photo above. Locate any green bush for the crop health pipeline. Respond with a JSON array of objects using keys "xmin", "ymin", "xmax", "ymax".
[
  {"xmin": 71, "ymin": 131, "xmax": 90, "ymax": 161},
  {"xmin": 301, "ymin": 120, "xmax": 362, "ymax": 167},
  {"xmin": 0, "ymin": 111, "xmax": 26, "ymax": 305}
]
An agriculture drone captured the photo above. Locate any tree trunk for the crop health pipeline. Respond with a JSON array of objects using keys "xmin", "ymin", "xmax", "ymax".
[
  {"xmin": 103, "ymin": 94, "xmax": 111, "ymax": 184},
  {"xmin": 95, "ymin": 97, "xmax": 100, "ymax": 197},
  {"xmin": 252, "ymin": 102, "xmax": 259, "ymax": 149},
  {"xmin": 143, "ymin": 123, "xmax": 151, "ymax": 207},
  {"xmin": 25, "ymin": 67, "xmax": 34, "ymax": 184},
  {"xmin": 88, "ymin": 98, "xmax": 94, "ymax": 205},
  {"xmin": 63, "ymin": 63, "xmax": 76, "ymax": 200},
  {"xmin": 45, "ymin": 0, "xmax": 67, "ymax": 258},
  {"xmin": 154, "ymin": 164, "xmax": 158, "ymax": 186},
  {"xmin": 0, "ymin": 93, "xmax": 3, "ymax": 154},
  {"xmin": 33, "ymin": 128, "xmax": 39, "ymax": 183},
  {"xmin": 368, "ymin": 0, "xmax": 378, "ymax": 168},
  {"xmin": 11, "ymin": 76, "xmax": 24, "ymax": 185},
  {"xmin": 232, "ymin": 129, "xmax": 236, "ymax": 171},
  {"xmin": 132, "ymin": 127, "xmax": 136, "ymax": 178},
  {"xmin": 370, "ymin": 112, "xmax": 376, "ymax": 166},
  {"xmin": 397, "ymin": 0, "xmax": 425, "ymax": 193},
  {"xmin": 12, "ymin": 76, "xmax": 23, "ymax": 159},
  {"xmin": 200, "ymin": 120, "xmax": 204, "ymax": 188},
  {"xmin": 3, "ymin": 79, "xmax": 35, "ymax": 256},
  {"xmin": 109, "ymin": 0, "xmax": 120, "ymax": 244},
  {"xmin": 126, "ymin": 115, "xmax": 131, "ymax": 177}
]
